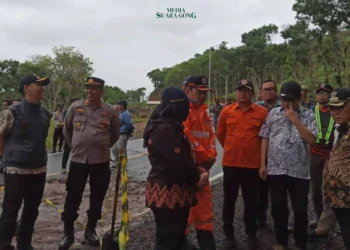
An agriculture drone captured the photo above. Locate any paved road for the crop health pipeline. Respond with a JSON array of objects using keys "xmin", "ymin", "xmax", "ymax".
[
  {"xmin": 47, "ymin": 138, "xmax": 224, "ymax": 180},
  {"xmin": 0, "ymin": 138, "xmax": 224, "ymax": 184}
]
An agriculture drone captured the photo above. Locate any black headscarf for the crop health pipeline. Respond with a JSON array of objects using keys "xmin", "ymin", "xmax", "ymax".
[{"xmin": 143, "ymin": 87, "xmax": 189, "ymax": 148}]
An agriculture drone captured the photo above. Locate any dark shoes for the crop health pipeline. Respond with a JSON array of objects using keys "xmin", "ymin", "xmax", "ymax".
[
  {"xmin": 247, "ymin": 236, "xmax": 259, "ymax": 249},
  {"xmin": 84, "ymin": 219, "xmax": 100, "ymax": 247},
  {"xmin": 59, "ymin": 222, "xmax": 75, "ymax": 250},
  {"xmin": 223, "ymin": 227, "xmax": 236, "ymax": 249},
  {"xmin": 308, "ymin": 229, "xmax": 328, "ymax": 243},
  {"xmin": 196, "ymin": 230, "xmax": 216, "ymax": 250}
]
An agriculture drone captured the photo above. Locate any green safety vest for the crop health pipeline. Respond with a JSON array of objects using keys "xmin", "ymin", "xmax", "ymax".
[{"xmin": 315, "ymin": 105, "xmax": 335, "ymax": 145}]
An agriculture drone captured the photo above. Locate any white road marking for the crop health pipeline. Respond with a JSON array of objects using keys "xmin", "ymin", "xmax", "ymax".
[{"xmin": 46, "ymin": 152, "xmax": 147, "ymax": 177}]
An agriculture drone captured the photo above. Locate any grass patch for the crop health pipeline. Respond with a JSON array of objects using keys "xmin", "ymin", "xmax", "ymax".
[{"xmin": 133, "ymin": 117, "xmax": 149, "ymax": 124}]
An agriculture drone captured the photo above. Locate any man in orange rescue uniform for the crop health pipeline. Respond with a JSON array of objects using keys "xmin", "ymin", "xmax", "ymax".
[
  {"xmin": 217, "ymin": 79, "xmax": 267, "ymax": 249},
  {"xmin": 183, "ymin": 75, "xmax": 217, "ymax": 250}
]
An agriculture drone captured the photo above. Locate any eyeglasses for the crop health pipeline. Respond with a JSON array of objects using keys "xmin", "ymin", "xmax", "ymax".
[
  {"xmin": 262, "ymin": 88, "xmax": 276, "ymax": 92},
  {"xmin": 316, "ymin": 91, "xmax": 329, "ymax": 96}
]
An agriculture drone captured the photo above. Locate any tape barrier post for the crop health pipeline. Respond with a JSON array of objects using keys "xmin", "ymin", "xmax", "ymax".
[{"xmin": 118, "ymin": 154, "xmax": 129, "ymax": 250}]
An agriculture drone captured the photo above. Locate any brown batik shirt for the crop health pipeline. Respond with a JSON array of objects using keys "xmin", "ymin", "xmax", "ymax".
[{"xmin": 323, "ymin": 121, "xmax": 350, "ymax": 208}]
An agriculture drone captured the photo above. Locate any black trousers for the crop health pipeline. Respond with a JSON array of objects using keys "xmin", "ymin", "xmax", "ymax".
[
  {"xmin": 333, "ymin": 208, "xmax": 350, "ymax": 250},
  {"xmin": 152, "ymin": 207, "xmax": 190, "ymax": 250},
  {"xmin": 61, "ymin": 142, "xmax": 71, "ymax": 169},
  {"xmin": 53, "ymin": 127, "xmax": 64, "ymax": 150},
  {"xmin": 0, "ymin": 173, "xmax": 46, "ymax": 246},
  {"xmin": 222, "ymin": 167, "xmax": 259, "ymax": 237},
  {"xmin": 269, "ymin": 175, "xmax": 309, "ymax": 249},
  {"xmin": 258, "ymin": 178, "xmax": 269, "ymax": 222},
  {"xmin": 310, "ymin": 154, "xmax": 327, "ymax": 220},
  {"xmin": 61, "ymin": 161, "xmax": 111, "ymax": 222}
]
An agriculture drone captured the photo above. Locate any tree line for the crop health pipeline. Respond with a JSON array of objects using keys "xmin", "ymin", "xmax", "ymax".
[
  {"xmin": 0, "ymin": 46, "xmax": 147, "ymax": 111},
  {"xmin": 146, "ymin": 0, "xmax": 350, "ymax": 100}
]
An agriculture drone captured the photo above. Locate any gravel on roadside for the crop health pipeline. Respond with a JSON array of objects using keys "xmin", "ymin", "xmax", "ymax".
[{"xmin": 127, "ymin": 178, "xmax": 345, "ymax": 250}]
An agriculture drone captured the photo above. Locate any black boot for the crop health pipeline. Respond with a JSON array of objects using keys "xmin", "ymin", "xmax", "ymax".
[
  {"xmin": 196, "ymin": 230, "xmax": 216, "ymax": 250},
  {"xmin": 223, "ymin": 227, "xmax": 236, "ymax": 249},
  {"xmin": 84, "ymin": 219, "xmax": 100, "ymax": 247},
  {"xmin": 59, "ymin": 221, "xmax": 75, "ymax": 250}
]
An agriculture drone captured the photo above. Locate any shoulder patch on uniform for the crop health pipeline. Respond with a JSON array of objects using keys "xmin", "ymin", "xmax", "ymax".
[
  {"xmin": 100, "ymin": 111, "xmax": 109, "ymax": 117},
  {"xmin": 75, "ymin": 108, "xmax": 86, "ymax": 113}
]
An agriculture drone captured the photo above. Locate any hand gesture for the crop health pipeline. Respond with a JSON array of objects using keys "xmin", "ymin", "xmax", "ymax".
[
  {"xmin": 259, "ymin": 164, "xmax": 267, "ymax": 181},
  {"xmin": 202, "ymin": 157, "xmax": 216, "ymax": 169},
  {"xmin": 285, "ymin": 104, "xmax": 298, "ymax": 124},
  {"xmin": 197, "ymin": 172, "xmax": 209, "ymax": 188}
]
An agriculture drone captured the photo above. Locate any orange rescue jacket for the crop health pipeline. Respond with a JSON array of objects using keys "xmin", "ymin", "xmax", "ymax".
[{"xmin": 183, "ymin": 103, "xmax": 217, "ymax": 170}]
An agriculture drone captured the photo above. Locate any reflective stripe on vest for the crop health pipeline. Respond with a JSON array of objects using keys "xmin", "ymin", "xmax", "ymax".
[
  {"xmin": 315, "ymin": 105, "xmax": 334, "ymax": 145},
  {"xmin": 191, "ymin": 131, "xmax": 210, "ymax": 138}
]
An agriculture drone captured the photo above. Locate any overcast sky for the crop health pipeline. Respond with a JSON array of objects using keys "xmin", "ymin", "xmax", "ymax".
[{"xmin": 0, "ymin": 0, "xmax": 297, "ymax": 96}]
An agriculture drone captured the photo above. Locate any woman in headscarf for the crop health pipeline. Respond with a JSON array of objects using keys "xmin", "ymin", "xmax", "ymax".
[{"xmin": 144, "ymin": 87, "xmax": 200, "ymax": 250}]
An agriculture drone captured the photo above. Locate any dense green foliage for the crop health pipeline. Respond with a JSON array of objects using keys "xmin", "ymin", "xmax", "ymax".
[
  {"xmin": 0, "ymin": 46, "xmax": 147, "ymax": 111},
  {"xmin": 147, "ymin": 0, "xmax": 350, "ymax": 101}
]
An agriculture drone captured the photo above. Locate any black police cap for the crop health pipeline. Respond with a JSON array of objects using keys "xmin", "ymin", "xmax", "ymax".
[
  {"xmin": 85, "ymin": 77, "xmax": 105, "ymax": 87},
  {"xmin": 329, "ymin": 88, "xmax": 350, "ymax": 107}
]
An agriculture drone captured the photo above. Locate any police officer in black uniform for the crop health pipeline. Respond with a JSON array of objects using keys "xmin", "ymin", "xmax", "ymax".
[{"xmin": 0, "ymin": 74, "xmax": 52, "ymax": 250}]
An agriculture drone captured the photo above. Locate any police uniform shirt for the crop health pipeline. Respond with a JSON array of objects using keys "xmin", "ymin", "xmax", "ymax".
[{"xmin": 64, "ymin": 100, "xmax": 120, "ymax": 164}]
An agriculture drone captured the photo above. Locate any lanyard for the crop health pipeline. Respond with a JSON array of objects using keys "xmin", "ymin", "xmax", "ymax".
[{"xmin": 315, "ymin": 105, "xmax": 334, "ymax": 145}]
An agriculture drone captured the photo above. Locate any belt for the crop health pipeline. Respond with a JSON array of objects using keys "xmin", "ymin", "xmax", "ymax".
[{"xmin": 120, "ymin": 132, "xmax": 130, "ymax": 135}]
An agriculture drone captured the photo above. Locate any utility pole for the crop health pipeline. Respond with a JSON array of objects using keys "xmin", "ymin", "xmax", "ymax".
[{"xmin": 208, "ymin": 43, "xmax": 221, "ymax": 107}]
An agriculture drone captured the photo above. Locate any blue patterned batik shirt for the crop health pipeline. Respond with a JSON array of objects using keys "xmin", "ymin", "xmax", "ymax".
[{"xmin": 259, "ymin": 106, "xmax": 318, "ymax": 180}]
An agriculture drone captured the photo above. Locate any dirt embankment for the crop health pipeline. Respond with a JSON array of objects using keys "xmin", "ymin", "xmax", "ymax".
[{"xmin": 0, "ymin": 172, "xmax": 147, "ymax": 250}]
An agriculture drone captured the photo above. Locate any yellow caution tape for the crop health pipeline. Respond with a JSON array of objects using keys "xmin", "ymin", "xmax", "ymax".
[{"xmin": 45, "ymin": 199, "xmax": 85, "ymax": 229}]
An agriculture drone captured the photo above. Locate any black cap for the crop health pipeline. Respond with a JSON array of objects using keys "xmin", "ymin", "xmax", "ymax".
[
  {"xmin": 161, "ymin": 87, "xmax": 189, "ymax": 105},
  {"xmin": 236, "ymin": 79, "xmax": 254, "ymax": 90},
  {"xmin": 315, "ymin": 83, "xmax": 333, "ymax": 93},
  {"xmin": 19, "ymin": 74, "xmax": 50, "ymax": 93},
  {"xmin": 85, "ymin": 77, "xmax": 105, "ymax": 87},
  {"xmin": 329, "ymin": 88, "xmax": 350, "ymax": 107},
  {"xmin": 185, "ymin": 76, "xmax": 213, "ymax": 91},
  {"xmin": 280, "ymin": 81, "xmax": 301, "ymax": 101},
  {"xmin": 182, "ymin": 76, "xmax": 192, "ymax": 85}
]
